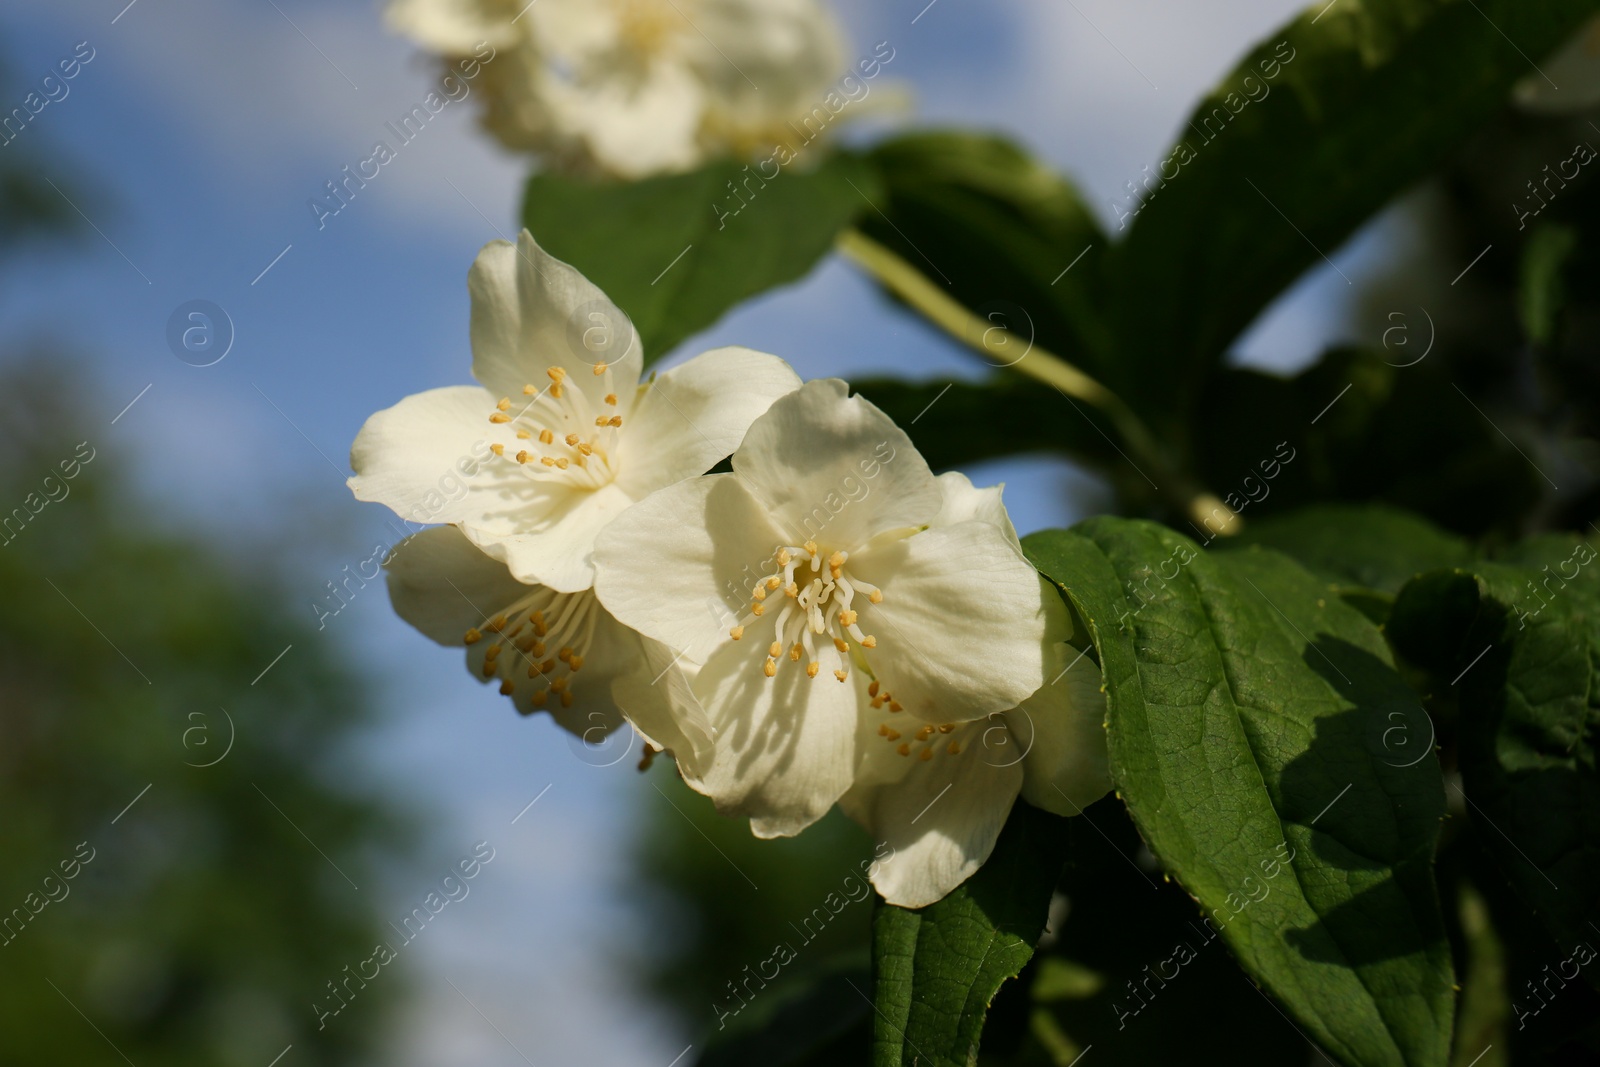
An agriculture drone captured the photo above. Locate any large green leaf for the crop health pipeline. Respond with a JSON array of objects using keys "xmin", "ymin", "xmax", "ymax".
[
  {"xmin": 871, "ymin": 802, "xmax": 1069, "ymax": 1067},
  {"xmin": 1227, "ymin": 504, "xmax": 1474, "ymax": 623},
  {"xmin": 1388, "ymin": 538, "xmax": 1600, "ymax": 975},
  {"xmin": 851, "ymin": 375, "xmax": 1119, "ymax": 471},
  {"xmin": 1108, "ymin": 0, "xmax": 1600, "ymax": 424},
  {"xmin": 521, "ymin": 153, "xmax": 877, "ymax": 361},
  {"xmin": 1025, "ymin": 521, "xmax": 1454, "ymax": 1067},
  {"xmin": 856, "ymin": 131, "xmax": 1111, "ymax": 379},
  {"xmin": 1194, "ymin": 348, "xmax": 1543, "ymax": 537}
]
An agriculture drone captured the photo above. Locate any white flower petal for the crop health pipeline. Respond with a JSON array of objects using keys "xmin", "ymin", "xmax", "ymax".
[
  {"xmin": 689, "ymin": 635, "xmax": 861, "ymax": 836},
  {"xmin": 842, "ymin": 719, "xmax": 1023, "ymax": 908},
  {"xmin": 469, "ymin": 230, "xmax": 644, "ymax": 400},
  {"xmin": 383, "ymin": 525, "xmax": 531, "ymax": 646},
  {"xmin": 559, "ymin": 59, "xmax": 707, "ymax": 178},
  {"xmin": 593, "ymin": 474, "xmax": 790, "ymax": 663},
  {"xmin": 930, "ymin": 470, "xmax": 1019, "ymax": 548},
  {"xmin": 464, "ymin": 480, "xmax": 637, "ymax": 593},
  {"xmin": 615, "ymin": 347, "xmax": 801, "ymax": 498},
  {"xmin": 1015, "ymin": 643, "xmax": 1112, "ymax": 817},
  {"xmin": 348, "ymin": 384, "xmax": 506, "ymax": 528},
  {"xmin": 851, "ymin": 520, "xmax": 1050, "ymax": 722},
  {"xmin": 612, "ymin": 639, "xmax": 718, "ymax": 774}
]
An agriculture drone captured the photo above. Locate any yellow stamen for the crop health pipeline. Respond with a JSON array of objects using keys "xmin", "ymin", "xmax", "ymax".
[
  {"xmin": 497, "ymin": 397, "xmax": 511, "ymax": 411},
  {"xmin": 764, "ymin": 658, "xmax": 777, "ymax": 677},
  {"xmin": 768, "ymin": 641, "xmax": 782, "ymax": 658},
  {"xmin": 839, "ymin": 610, "xmax": 858, "ymax": 626},
  {"xmin": 593, "ymin": 362, "xmax": 608, "ymax": 376},
  {"xmin": 920, "ymin": 748, "xmax": 934, "ymax": 761},
  {"xmin": 730, "ymin": 625, "xmax": 745, "ymax": 640},
  {"xmin": 789, "ymin": 643, "xmax": 802, "ymax": 662},
  {"xmin": 523, "ymin": 384, "xmax": 537, "ymax": 395},
  {"xmin": 867, "ymin": 681, "xmax": 880, "ymax": 697},
  {"xmin": 464, "ymin": 628, "xmax": 482, "ymax": 644},
  {"xmin": 560, "ymin": 690, "xmax": 573, "ymax": 708},
  {"xmin": 490, "ymin": 413, "xmax": 511, "ymax": 424},
  {"xmin": 516, "ymin": 450, "xmax": 530, "ymax": 464},
  {"xmin": 565, "ymin": 433, "xmax": 580, "ymax": 446},
  {"xmin": 897, "ymin": 742, "xmax": 911, "ymax": 757},
  {"xmin": 834, "ymin": 669, "xmax": 848, "ymax": 683},
  {"xmin": 862, "ymin": 636, "xmax": 878, "ymax": 649},
  {"xmin": 805, "ymin": 662, "xmax": 820, "ymax": 678},
  {"xmin": 499, "ymin": 680, "xmax": 515, "ymax": 695},
  {"xmin": 517, "ymin": 430, "xmax": 532, "ymax": 439},
  {"xmin": 547, "ymin": 367, "xmax": 567, "ymax": 382},
  {"xmin": 869, "ymin": 591, "xmax": 883, "ymax": 604},
  {"xmin": 532, "ymin": 689, "xmax": 548, "ymax": 706},
  {"xmin": 604, "ymin": 393, "xmax": 618, "ymax": 406},
  {"xmin": 539, "ymin": 429, "xmax": 554, "ymax": 445},
  {"xmin": 947, "ymin": 741, "xmax": 962, "ymax": 755},
  {"xmin": 751, "ymin": 603, "xmax": 765, "ymax": 617}
]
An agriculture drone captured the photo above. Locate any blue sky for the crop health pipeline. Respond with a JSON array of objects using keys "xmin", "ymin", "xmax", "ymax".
[{"xmin": 0, "ymin": 0, "xmax": 1379, "ymax": 1062}]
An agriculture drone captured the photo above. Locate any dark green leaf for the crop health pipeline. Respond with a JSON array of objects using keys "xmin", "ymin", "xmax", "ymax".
[
  {"xmin": 871, "ymin": 802, "xmax": 1069, "ymax": 1067},
  {"xmin": 1518, "ymin": 222, "xmax": 1579, "ymax": 345},
  {"xmin": 1389, "ymin": 538, "xmax": 1600, "ymax": 978},
  {"xmin": 851, "ymin": 375, "xmax": 1119, "ymax": 471},
  {"xmin": 857, "ymin": 131, "xmax": 1111, "ymax": 378},
  {"xmin": 1025, "ymin": 521, "xmax": 1454, "ymax": 1067},
  {"xmin": 1107, "ymin": 0, "xmax": 1600, "ymax": 424},
  {"xmin": 1228, "ymin": 504, "xmax": 1474, "ymax": 598},
  {"xmin": 521, "ymin": 153, "xmax": 877, "ymax": 361},
  {"xmin": 1195, "ymin": 348, "xmax": 1543, "ymax": 537}
]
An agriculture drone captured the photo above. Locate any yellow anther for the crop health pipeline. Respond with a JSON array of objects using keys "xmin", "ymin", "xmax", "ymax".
[
  {"xmin": 867, "ymin": 681, "xmax": 880, "ymax": 697},
  {"xmin": 766, "ymin": 576, "xmax": 782, "ymax": 590},
  {"xmin": 777, "ymin": 549, "xmax": 792, "ymax": 566},
  {"xmin": 878, "ymin": 724, "xmax": 890, "ymax": 737},
  {"xmin": 938, "ymin": 724, "xmax": 956, "ymax": 734},
  {"xmin": 595, "ymin": 416, "xmax": 611, "ymax": 427},
  {"xmin": 885, "ymin": 729, "xmax": 901, "ymax": 742},
  {"xmin": 839, "ymin": 610, "xmax": 858, "ymax": 626},
  {"xmin": 497, "ymin": 397, "xmax": 511, "ymax": 411},
  {"xmin": 547, "ymin": 367, "xmax": 567, "ymax": 382},
  {"xmin": 490, "ymin": 413, "xmax": 511, "ymax": 424},
  {"xmin": 730, "ymin": 625, "xmax": 745, "ymax": 641},
  {"xmin": 916, "ymin": 725, "xmax": 934, "ymax": 741},
  {"xmin": 569, "ymin": 655, "xmax": 584, "ymax": 672},
  {"xmin": 516, "ymin": 635, "xmax": 538, "ymax": 653},
  {"xmin": 593, "ymin": 362, "xmax": 608, "ymax": 376},
  {"xmin": 517, "ymin": 430, "xmax": 532, "ymax": 439},
  {"xmin": 862, "ymin": 636, "xmax": 878, "ymax": 649},
  {"xmin": 480, "ymin": 660, "xmax": 497, "ymax": 679},
  {"xmin": 753, "ymin": 585, "xmax": 767, "ymax": 601},
  {"xmin": 464, "ymin": 628, "xmax": 482, "ymax": 645},
  {"xmin": 550, "ymin": 383, "xmax": 563, "ymax": 399},
  {"xmin": 828, "ymin": 551, "xmax": 845, "ymax": 569},
  {"xmin": 947, "ymin": 741, "xmax": 962, "ymax": 755},
  {"xmin": 806, "ymin": 662, "xmax": 820, "ymax": 679},
  {"xmin": 532, "ymin": 611, "xmax": 547, "ymax": 635},
  {"xmin": 491, "ymin": 443, "xmax": 507, "ymax": 458},
  {"xmin": 763, "ymin": 658, "xmax": 777, "ymax": 677},
  {"xmin": 785, "ymin": 582, "xmax": 799, "ymax": 598},
  {"xmin": 540, "ymin": 658, "xmax": 556, "ymax": 674},
  {"xmin": 609, "ymin": 415, "xmax": 623, "ymax": 427},
  {"xmin": 565, "ymin": 433, "xmax": 580, "ymax": 446},
  {"xmin": 555, "ymin": 458, "xmax": 570, "ymax": 470},
  {"xmin": 487, "ymin": 615, "xmax": 508, "ymax": 632},
  {"xmin": 532, "ymin": 689, "xmax": 548, "ymax": 706},
  {"xmin": 869, "ymin": 591, "xmax": 883, "ymax": 604},
  {"xmin": 834, "ymin": 669, "xmax": 848, "ymax": 683},
  {"xmin": 833, "ymin": 638, "xmax": 849, "ymax": 654},
  {"xmin": 897, "ymin": 743, "xmax": 911, "ymax": 757},
  {"xmin": 541, "ymin": 456, "xmax": 557, "ymax": 467},
  {"xmin": 539, "ymin": 429, "xmax": 554, "ymax": 445},
  {"xmin": 550, "ymin": 677, "xmax": 567, "ymax": 692},
  {"xmin": 523, "ymin": 384, "xmax": 537, "ymax": 395},
  {"xmin": 531, "ymin": 641, "xmax": 546, "ymax": 657},
  {"xmin": 604, "ymin": 393, "xmax": 618, "ymax": 406},
  {"xmin": 751, "ymin": 603, "xmax": 765, "ymax": 617},
  {"xmin": 804, "ymin": 541, "xmax": 818, "ymax": 557},
  {"xmin": 889, "ymin": 700, "xmax": 903, "ymax": 713},
  {"xmin": 789, "ymin": 643, "xmax": 802, "ymax": 662},
  {"xmin": 560, "ymin": 690, "xmax": 573, "ymax": 708},
  {"xmin": 577, "ymin": 443, "xmax": 594, "ymax": 456},
  {"xmin": 768, "ymin": 641, "xmax": 782, "ymax": 658},
  {"xmin": 499, "ymin": 680, "xmax": 515, "ymax": 695},
  {"xmin": 516, "ymin": 450, "xmax": 530, "ymax": 464},
  {"xmin": 920, "ymin": 748, "xmax": 934, "ymax": 762},
  {"xmin": 558, "ymin": 647, "xmax": 574, "ymax": 663}
]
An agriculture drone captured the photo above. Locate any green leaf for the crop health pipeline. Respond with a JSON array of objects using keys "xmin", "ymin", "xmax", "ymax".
[
  {"xmin": 851, "ymin": 375, "xmax": 1120, "ymax": 471},
  {"xmin": 1228, "ymin": 504, "xmax": 1474, "ymax": 598},
  {"xmin": 1388, "ymin": 538, "xmax": 1600, "ymax": 976},
  {"xmin": 871, "ymin": 802, "xmax": 1069, "ymax": 1067},
  {"xmin": 1107, "ymin": 0, "xmax": 1600, "ymax": 424},
  {"xmin": 521, "ymin": 153, "xmax": 877, "ymax": 361},
  {"xmin": 1194, "ymin": 348, "xmax": 1543, "ymax": 537},
  {"xmin": 857, "ymin": 131, "xmax": 1111, "ymax": 378},
  {"xmin": 1518, "ymin": 222, "xmax": 1579, "ymax": 345},
  {"xmin": 1025, "ymin": 520, "xmax": 1455, "ymax": 1067}
]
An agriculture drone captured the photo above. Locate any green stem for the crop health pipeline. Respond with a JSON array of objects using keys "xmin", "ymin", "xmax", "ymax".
[{"xmin": 836, "ymin": 228, "xmax": 1237, "ymax": 535}]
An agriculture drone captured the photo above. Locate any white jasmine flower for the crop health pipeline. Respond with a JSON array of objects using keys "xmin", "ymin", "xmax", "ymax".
[
  {"xmin": 592, "ymin": 379, "xmax": 1062, "ymax": 839},
  {"xmin": 387, "ymin": 0, "xmax": 848, "ymax": 177},
  {"xmin": 349, "ymin": 230, "xmax": 802, "ymax": 594},
  {"xmin": 840, "ymin": 473, "xmax": 1110, "ymax": 908},
  {"xmin": 384, "ymin": 525, "xmax": 714, "ymax": 761}
]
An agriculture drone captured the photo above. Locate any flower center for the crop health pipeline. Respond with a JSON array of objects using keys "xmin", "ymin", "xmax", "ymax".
[
  {"xmin": 463, "ymin": 588, "xmax": 603, "ymax": 712},
  {"xmin": 485, "ymin": 364, "xmax": 623, "ymax": 490},
  {"xmin": 727, "ymin": 540, "xmax": 882, "ymax": 684},
  {"xmin": 870, "ymin": 688, "xmax": 969, "ymax": 761},
  {"xmin": 612, "ymin": 0, "xmax": 685, "ymax": 57}
]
